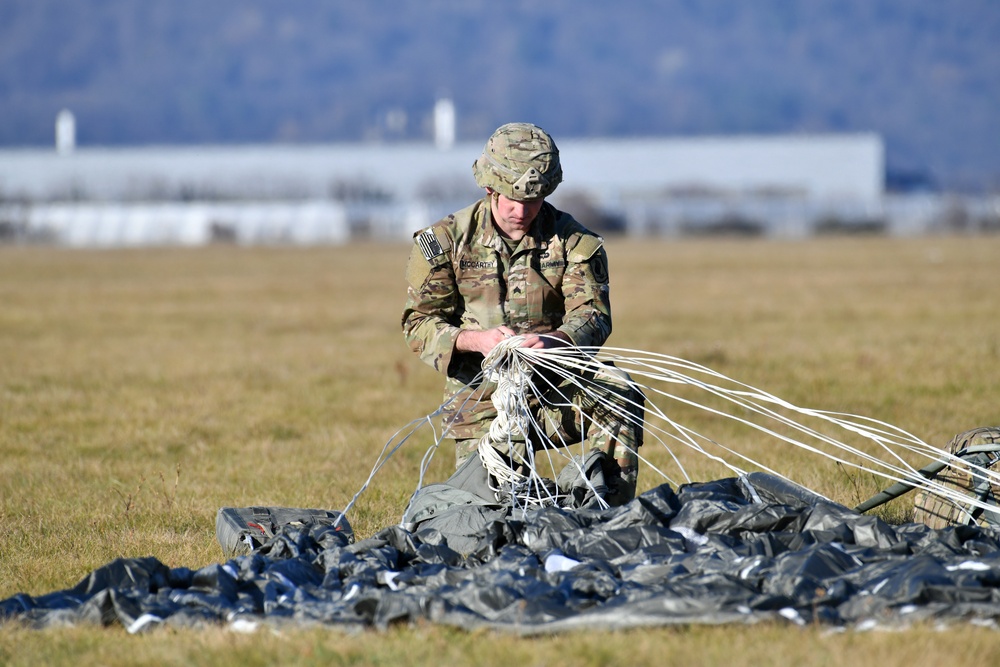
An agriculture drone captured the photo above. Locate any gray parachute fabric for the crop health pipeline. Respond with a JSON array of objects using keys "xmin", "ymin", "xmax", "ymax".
[
  {"xmin": 399, "ymin": 455, "xmax": 507, "ymax": 556},
  {"xmin": 4, "ymin": 471, "xmax": 1000, "ymax": 632},
  {"xmin": 401, "ymin": 449, "xmax": 617, "ymax": 553}
]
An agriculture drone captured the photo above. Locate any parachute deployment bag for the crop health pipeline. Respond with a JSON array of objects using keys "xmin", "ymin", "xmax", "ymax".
[
  {"xmin": 216, "ymin": 506, "xmax": 353, "ymax": 558},
  {"xmin": 912, "ymin": 427, "xmax": 1000, "ymax": 530}
]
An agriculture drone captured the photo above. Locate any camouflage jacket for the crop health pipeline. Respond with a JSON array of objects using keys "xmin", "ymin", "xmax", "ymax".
[{"xmin": 402, "ymin": 197, "xmax": 612, "ymax": 440}]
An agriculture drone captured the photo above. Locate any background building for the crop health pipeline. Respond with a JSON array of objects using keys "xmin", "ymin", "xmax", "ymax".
[{"xmin": 1, "ymin": 130, "xmax": 996, "ymax": 246}]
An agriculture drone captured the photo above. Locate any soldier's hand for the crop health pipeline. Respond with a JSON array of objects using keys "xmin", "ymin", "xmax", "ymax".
[
  {"xmin": 456, "ymin": 326, "xmax": 517, "ymax": 355},
  {"xmin": 519, "ymin": 331, "xmax": 571, "ymax": 350}
]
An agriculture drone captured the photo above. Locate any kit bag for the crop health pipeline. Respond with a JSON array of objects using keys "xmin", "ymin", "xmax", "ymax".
[
  {"xmin": 913, "ymin": 427, "xmax": 1000, "ymax": 530},
  {"xmin": 216, "ymin": 506, "xmax": 353, "ymax": 558}
]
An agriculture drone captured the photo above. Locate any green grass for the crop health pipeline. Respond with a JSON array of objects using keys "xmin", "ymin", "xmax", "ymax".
[{"xmin": 2, "ymin": 237, "xmax": 999, "ymax": 665}]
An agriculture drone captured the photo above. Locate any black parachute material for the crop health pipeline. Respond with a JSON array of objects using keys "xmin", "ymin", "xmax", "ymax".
[{"xmin": 4, "ymin": 471, "xmax": 1000, "ymax": 632}]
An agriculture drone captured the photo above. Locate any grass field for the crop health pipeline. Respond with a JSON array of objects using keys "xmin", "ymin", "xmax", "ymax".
[{"xmin": 1, "ymin": 236, "xmax": 999, "ymax": 665}]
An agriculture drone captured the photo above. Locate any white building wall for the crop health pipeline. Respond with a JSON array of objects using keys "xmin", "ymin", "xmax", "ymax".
[
  {"xmin": 1, "ymin": 201, "xmax": 349, "ymax": 247},
  {"xmin": 0, "ymin": 134, "xmax": 884, "ymax": 205},
  {"xmin": 0, "ymin": 133, "xmax": 909, "ymax": 245},
  {"xmin": 557, "ymin": 134, "xmax": 884, "ymax": 203}
]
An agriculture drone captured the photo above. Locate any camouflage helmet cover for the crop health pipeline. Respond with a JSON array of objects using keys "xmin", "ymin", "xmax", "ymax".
[{"xmin": 472, "ymin": 122, "xmax": 562, "ymax": 201}]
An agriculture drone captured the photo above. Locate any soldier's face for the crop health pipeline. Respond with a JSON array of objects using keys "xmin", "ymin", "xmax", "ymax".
[{"xmin": 490, "ymin": 192, "xmax": 544, "ymax": 240}]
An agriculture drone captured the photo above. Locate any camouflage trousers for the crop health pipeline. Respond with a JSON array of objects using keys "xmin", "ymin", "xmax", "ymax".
[{"xmin": 453, "ymin": 362, "xmax": 644, "ymax": 497}]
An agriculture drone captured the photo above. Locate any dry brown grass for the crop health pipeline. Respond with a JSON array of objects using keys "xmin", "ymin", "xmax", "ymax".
[
  {"xmin": 3, "ymin": 622, "xmax": 1000, "ymax": 667},
  {"xmin": 1, "ymin": 236, "xmax": 998, "ymax": 664}
]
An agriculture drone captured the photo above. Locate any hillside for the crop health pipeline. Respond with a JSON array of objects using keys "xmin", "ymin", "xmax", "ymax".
[{"xmin": 1, "ymin": 1, "xmax": 998, "ymax": 190}]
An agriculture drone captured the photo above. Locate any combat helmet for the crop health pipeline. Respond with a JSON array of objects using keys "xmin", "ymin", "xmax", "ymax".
[{"xmin": 472, "ymin": 122, "xmax": 562, "ymax": 201}]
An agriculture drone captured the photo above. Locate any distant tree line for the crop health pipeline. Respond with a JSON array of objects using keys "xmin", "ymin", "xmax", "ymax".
[{"xmin": 1, "ymin": 1, "xmax": 998, "ymax": 191}]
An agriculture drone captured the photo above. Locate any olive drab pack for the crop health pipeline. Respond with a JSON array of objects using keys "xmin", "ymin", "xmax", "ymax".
[{"xmin": 912, "ymin": 427, "xmax": 1000, "ymax": 529}]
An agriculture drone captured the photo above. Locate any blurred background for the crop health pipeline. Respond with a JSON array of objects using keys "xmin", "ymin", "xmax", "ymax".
[{"xmin": 1, "ymin": 0, "xmax": 998, "ymax": 245}]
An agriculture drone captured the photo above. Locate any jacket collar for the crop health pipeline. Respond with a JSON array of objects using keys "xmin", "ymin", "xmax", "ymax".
[{"xmin": 476, "ymin": 197, "xmax": 553, "ymax": 253}]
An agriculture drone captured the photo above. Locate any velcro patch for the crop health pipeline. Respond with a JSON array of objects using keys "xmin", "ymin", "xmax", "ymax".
[{"xmin": 568, "ymin": 234, "xmax": 604, "ymax": 263}]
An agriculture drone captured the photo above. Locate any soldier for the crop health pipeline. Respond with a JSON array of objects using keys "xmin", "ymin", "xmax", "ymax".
[{"xmin": 402, "ymin": 122, "xmax": 643, "ymax": 504}]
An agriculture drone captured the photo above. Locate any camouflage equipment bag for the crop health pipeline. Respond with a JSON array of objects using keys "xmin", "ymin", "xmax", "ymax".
[
  {"xmin": 216, "ymin": 506, "xmax": 353, "ymax": 558},
  {"xmin": 912, "ymin": 427, "xmax": 1000, "ymax": 530}
]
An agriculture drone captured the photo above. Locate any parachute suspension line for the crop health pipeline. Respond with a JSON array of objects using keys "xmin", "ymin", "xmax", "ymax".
[
  {"xmin": 517, "ymin": 349, "xmax": 690, "ymax": 486},
  {"xmin": 562, "ymin": 345, "xmax": 917, "ymax": 476},
  {"xmin": 339, "ymin": 402, "xmax": 454, "ymax": 527},
  {"xmin": 500, "ymin": 344, "xmax": 1000, "ymax": 515},
  {"xmin": 341, "ymin": 341, "xmax": 997, "ymax": 529},
  {"xmin": 597, "ymin": 346, "xmax": 998, "ymax": 503},
  {"xmin": 476, "ymin": 338, "xmax": 530, "ymax": 487},
  {"xmin": 475, "ymin": 336, "xmax": 568, "ymax": 507}
]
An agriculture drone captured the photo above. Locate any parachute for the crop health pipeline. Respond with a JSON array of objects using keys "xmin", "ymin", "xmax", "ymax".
[{"xmin": 3, "ymin": 341, "xmax": 1000, "ymax": 632}]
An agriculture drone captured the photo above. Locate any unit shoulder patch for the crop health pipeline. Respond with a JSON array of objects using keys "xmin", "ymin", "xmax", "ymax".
[{"xmin": 590, "ymin": 252, "xmax": 609, "ymax": 284}]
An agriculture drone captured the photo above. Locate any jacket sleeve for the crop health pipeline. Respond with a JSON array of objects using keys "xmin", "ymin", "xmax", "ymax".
[
  {"xmin": 556, "ymin": 232, "xmax": 613, "ymax": 348},
  {"xmin": 401, "ymin": 229, "xmax": 463, "ymax": 376}
]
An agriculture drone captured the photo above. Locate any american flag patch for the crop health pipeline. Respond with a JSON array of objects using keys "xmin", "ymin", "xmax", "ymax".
[{"xmin": 416, "ymin": 229, "xmax": 444, "ymax": 260}]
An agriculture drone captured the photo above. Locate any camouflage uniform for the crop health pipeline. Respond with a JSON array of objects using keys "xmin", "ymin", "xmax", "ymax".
[
  {"xmin": 402, "ymin": 197, "xmax": 643, "ymax": 486},
  {"xmin": 402, "ymin": 122, "xmax": 643, "ymax": 503}
]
